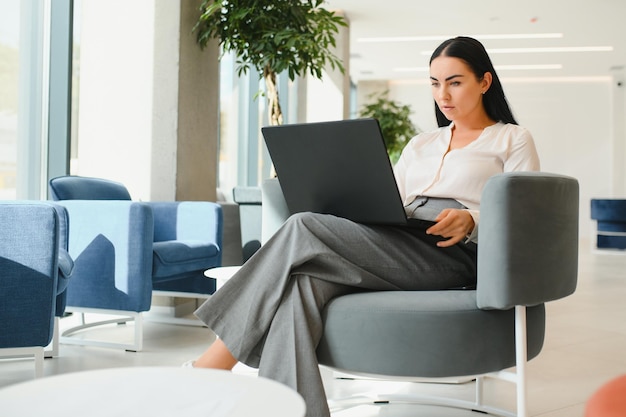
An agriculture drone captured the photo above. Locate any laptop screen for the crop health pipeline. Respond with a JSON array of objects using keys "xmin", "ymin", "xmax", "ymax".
[{"xmin": 262, "ymin": 118, "xmax": 409, "ymax": 225}]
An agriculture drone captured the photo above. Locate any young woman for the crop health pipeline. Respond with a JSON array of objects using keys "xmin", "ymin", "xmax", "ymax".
[{"xmin": 189, "ymin": 36, "xmax": 540, "ymax": 417}]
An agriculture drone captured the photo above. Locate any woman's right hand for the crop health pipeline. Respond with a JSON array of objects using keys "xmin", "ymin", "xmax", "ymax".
[{"xmin": 426, "ymin": 209, "xmax": 475, "ymax": 247}]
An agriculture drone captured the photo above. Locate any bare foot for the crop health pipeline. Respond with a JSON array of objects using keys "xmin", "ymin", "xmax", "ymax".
[{"xmin": 193, "ymin": 338, "xmax": 238, "ymax": 370}]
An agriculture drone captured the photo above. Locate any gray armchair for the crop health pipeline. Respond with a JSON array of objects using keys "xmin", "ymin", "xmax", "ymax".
[
  {"xmin": 0, "ymin": 201, "xmax": 73, "ymax": 377},
  {"xmin": 49, "ymin": 175, "xmax": 223, "ymax": 351},
  {"xmin": 232, "ymin": 186, "xmax": 263, "ymax": 262},
  {"xmin": 262, "ymin": 172, "xmax": 579, "ymax": 417}
]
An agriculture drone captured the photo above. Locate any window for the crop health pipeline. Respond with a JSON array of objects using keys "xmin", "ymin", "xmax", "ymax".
[
  {"xmin": 0, "ymin": 0, "xmax": 48, "ymax": 199},
  {"xmin": 217, "ymin": 51, "xmax": 301, "ymax": 196}
]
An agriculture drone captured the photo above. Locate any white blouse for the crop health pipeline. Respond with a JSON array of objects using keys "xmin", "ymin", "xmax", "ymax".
[{"xmin": 393, "ymin": 122, "xmax": 540, "ymax": 241}]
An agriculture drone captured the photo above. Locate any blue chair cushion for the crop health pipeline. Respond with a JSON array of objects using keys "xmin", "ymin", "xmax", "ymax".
[
  {"xmin": 596, "ymin": 235, "xmax": 626, "ymax": 249},
  {"xmin": 152, "ymin": 240, "xmax": 221, "ymax": 281}
]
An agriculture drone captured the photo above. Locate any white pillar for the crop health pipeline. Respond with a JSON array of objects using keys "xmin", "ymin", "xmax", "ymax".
[
  {"xmin": 76, "ymin": 0, "xmax": 218, "ymax": 201},
  {"xmin": 610, "ymin": 67, "xmax": 626, "ymax": 196},
  {"xmin": 305, "ymin": 11, "xmax": 351, "ymax": 122}
]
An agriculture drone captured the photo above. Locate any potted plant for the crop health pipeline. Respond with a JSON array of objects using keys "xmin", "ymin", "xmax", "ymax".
[
  {"xmin": 194, "ymin": 0, "xmax": 347, "ymax": 126},
  {"xmin": 359, "ymin": 91, "xmax": 419, "ymax": 163}
]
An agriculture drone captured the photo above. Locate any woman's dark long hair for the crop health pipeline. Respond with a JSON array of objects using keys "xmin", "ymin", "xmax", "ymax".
[{"xmin": 430, "ymin": 36, "xmax": 517, "ymax": 127}]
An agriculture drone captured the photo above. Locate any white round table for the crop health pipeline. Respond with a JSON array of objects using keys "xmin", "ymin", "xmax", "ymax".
[
  {"xmin": 205, "ymin": 266, "xmax": 242, "ymax": 290},
  {"xmin": 0, "ymin": 367, "xmax": 305, "ymax": 417}
]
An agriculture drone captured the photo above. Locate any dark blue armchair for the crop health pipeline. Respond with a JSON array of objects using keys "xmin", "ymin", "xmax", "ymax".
[
  {"xmin": 0, "ymin": 201, "xmax": 73, "ymax": 377},
  {"xmin": 49, "ymin": 176, "xmax": 223, "ymax": 351},
  {"xmin": 591, "ymin": 199, "xmax": 626, "ymax": 250}
]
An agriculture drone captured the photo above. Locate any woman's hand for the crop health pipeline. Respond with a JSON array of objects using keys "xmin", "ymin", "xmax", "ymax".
[{"xmin": 426, "ymin": 209, "xmax": 475, "ymax": 248}]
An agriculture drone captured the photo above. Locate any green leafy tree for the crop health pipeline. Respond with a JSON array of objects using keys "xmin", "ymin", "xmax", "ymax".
[
  {"xmin": 359, "ymin": 91, "xmax": 419, "ymax": 163},
  {"xmin": 194, "ymin": 0, "xmax": 347, "ymax": 126}
]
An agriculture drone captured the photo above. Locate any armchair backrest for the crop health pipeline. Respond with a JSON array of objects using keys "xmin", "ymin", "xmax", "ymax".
[
  {"xmin": 477, "ymin": 172, "xmax": 579, "ymax": 309},
  {"xmin": 261, "ymin": 173, "xmax": 579, "ymax": 311},
  {"xmin": 49, "ymin": 176, "xmax": 132, "ymax": 201}
]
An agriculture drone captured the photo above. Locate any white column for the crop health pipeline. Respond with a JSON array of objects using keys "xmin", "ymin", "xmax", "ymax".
[
  {"xmin": 610, "ymin": 67, "xmax": 626, "ymax": 196},
  {"xmin": 76, "ymin": 0, "xmax": 157, "ymax": 200},
  {"xmin": 76, "ymin": 0, "xmax": 219, "ymax": 201},
  {"xmin": 305, "ymin": 12, "xmax": 351, "ymax": 122}
]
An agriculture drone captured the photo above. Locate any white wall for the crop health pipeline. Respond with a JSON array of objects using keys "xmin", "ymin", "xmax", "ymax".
[
  {"xmin": 507, "ymin": 80, "xmax": 612, "ymax": 241},
  {"xmin": 378, "ymin": 78, "xmax": 617, "ymax": 241},
  {"xmin": 306, "ymin": 73, "xmax": 345, "ymax": 122},
  {"xmin": 76, "ymin": 0, "xmax": 181, "ymax": 201},
  {"xmin": 76, "ymin": 0, "xmax": 157, "ymax": 200}
]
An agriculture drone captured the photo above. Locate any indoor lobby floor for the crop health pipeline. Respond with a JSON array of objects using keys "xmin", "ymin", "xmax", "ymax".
[{"xmin": 1, "ymin": 240, "xmax": 625, "ymax": 416}]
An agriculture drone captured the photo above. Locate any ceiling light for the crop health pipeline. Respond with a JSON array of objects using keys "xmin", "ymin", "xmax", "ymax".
[
  {"xmin": 394, "ymin": 64, "xmax": 563, "ymax": 72},
  {"xmin": 393, "ymin": 67, "xmax": 429, "ymax": 72},
  {"xmin": 495, "ymin": 64, "xmax": 563, "ymax": 70},
  {"xmin": 420, "ymin": 46, "xmax": 614, "ymax": 55},
  {"xmin": 359, "ymin": 33, "xmax": 563, "ymax": 43},
  {"xmin": 488, "ymin": 46, "xmax": 613, "ymax": 54},
  {"xmin": 390, "ymin": 76, "xmax": 612, "ymax": 85}
]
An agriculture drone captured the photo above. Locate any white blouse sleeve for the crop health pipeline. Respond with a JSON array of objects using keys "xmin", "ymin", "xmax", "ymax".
[{"xmin": 504, "ymin": 127, "xmax": 540, "ymax": 172}]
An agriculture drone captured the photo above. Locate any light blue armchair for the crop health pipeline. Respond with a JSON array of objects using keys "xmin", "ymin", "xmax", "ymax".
[
  {"xmin": 0, "ymin": 201, "xmax": 73, "ymax": 377},
  {"xmin": 49, "ymin": 176, "xmax": 223, "ymax": 351}
]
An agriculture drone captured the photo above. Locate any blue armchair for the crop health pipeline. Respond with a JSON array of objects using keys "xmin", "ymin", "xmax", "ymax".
[
  {"xmin": 0, "ymin": 201, "xmax": 73, "ymax": 377},
  {"xmin": 49, "ymin": 176, "xmax": 223, "ymax": 351},
  {"xmin": 590, "ymin": 199, "xmax": 626, "ymax": 250}
]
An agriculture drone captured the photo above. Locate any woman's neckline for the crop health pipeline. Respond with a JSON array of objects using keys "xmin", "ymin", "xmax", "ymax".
[{"xmin": 446, "ymin": 121, "xmax": 500, "ymax": 150}]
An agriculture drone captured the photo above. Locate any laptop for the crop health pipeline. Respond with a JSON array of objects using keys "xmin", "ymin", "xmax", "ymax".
[{"xmin": 261, "ymin": 118, "xmax": 429, "ymax": 227}]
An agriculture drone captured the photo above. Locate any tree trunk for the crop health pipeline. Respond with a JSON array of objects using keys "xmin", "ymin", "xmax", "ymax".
[{"xmin": 263, "ymin": 66, "xmax": 283, "ymax": 126}]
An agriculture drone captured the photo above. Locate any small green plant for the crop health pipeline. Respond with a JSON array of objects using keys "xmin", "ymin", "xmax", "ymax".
[{"xmin": 359, "ymin": 91, "xmax": 419, "ymax": 163}]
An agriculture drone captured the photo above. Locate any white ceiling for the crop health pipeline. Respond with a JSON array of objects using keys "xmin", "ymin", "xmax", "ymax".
[{"xmin": 326, "ymin": 0, "xmax": 626, "ymax": 83}]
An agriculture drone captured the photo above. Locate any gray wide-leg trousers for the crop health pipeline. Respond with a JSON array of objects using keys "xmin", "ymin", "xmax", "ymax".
[{"xmin": 195, "ymin": 212, "xmax": 477, "ymax": 417}]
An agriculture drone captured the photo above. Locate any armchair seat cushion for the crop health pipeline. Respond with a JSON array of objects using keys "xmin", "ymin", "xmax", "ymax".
[
  {"xmin": 152, "ymin": 240, "xmax": 221, "ymax": 280},
  {"xmin": 316, "ymin": 290, "xmax": 545, "ymax": 378}
]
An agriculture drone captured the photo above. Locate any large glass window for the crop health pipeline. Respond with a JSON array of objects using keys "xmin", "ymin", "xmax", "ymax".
[
  {"xmin": 217, "ymin": 50, "xmax": 237, "ymax": 196},
  {"xmin": 69, "ymin": 0, "xmax": 81, "ymax": 174},
  {"xmin": 0, "ymin": 0, "xmax": 20, "ymax": 199},
  {"xmin": 0, "ymin": 0, "xmax": 65, "ymax": 200},
  {"xmin": 0, "ymin": 0, "xmax": 48, "ymax": 199},
  {"xmin": 217, "ymin": 52, "xmax": 302, "ymax": 196}
]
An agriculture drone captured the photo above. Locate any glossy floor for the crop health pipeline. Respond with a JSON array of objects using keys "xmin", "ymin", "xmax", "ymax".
[{"xmin": 1, "ymin": 241, "xmax": 625, "ymax": 416}]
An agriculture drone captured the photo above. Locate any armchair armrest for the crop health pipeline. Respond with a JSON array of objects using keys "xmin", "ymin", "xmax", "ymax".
[
  {"xmin": 261, "ymin": 178, "xmax": 290, "ymax": 244},
  {"xmin": 148, "ymin": 202, "xmax": 222, "ymax": 247},
  {"xmin": 477, "ymin": 172, "xmax": 579, "ymax": 310},
  {"xmin": 57, "ymin": 249, "xmax": 73, "ymax": 294},
  {"xmin": 0, "ymin": 202, "xmax": 60, "ymax": 347},
  {"xmin": 148, "ymin": 202, "xmax": 223, "ymax": 280},
  {"xmin": 217, "ymin": 202, "xmax": 243, "ymax": 266}
]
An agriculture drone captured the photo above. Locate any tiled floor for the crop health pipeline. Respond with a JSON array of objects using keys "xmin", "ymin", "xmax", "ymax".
[{"xmin": 1, "ymin": 240, "xmax": 625, "ymax": 416}]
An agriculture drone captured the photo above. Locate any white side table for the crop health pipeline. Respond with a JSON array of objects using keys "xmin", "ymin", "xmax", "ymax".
[
  {"xmin": 205, "ymin": 266, "xmax": 242, "ymax": 290},
  {"xmin": 0, "ymin": 367, "xmax": 305, "ymax": 417}
]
